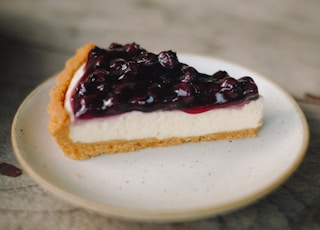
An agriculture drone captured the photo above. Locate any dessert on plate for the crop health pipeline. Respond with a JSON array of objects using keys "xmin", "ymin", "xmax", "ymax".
[{"xmin": 48, "ymin": 42, "xmax": 263, "ymax": 159}]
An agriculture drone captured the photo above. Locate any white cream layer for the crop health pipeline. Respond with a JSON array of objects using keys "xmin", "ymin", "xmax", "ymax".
[{"xmin": 65, "ymin": 65, "xmax": 263, "ymax": 143}]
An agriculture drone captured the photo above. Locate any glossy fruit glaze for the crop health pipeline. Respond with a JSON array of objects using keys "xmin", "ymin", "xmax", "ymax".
[{"xmin": 69, "ymin": 42, "xmax": 259, "ymax": 120}]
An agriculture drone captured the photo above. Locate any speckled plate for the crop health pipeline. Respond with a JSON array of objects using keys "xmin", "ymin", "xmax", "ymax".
[{"xmin": 11, "ymin": 54, "xmax": 309, "ymax": 222}]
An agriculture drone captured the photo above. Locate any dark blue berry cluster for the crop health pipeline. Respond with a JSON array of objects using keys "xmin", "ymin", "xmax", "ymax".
[{"xmin": 71, "ymin": 42, "xmax": 259, "ymax": 119}]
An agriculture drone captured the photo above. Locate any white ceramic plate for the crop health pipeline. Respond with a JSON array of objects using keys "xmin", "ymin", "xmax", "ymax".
[{"xmin": 11, "ymin": 54, "xmax": 309, "ymax": 222}]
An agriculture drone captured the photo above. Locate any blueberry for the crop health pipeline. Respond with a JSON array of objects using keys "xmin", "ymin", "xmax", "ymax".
[
  {"xmin": 109, "ymin": 58, "xmax": 127, "ymax": 76},
  {"xmin": 212, "ymin": 70, "xmax": 229, "ymax": 79},
  {"xmin": 123, "ymin": 42, "xmax": 141, "ymax": 56},
  {"xmin": 91, "ymin": 56, "xmax": 109, "ymax": 69},
  {"xmin": 88, "ymin": 70, "xmax": 108, "ymax": 83},
  {"xmin": 239, "ymin": 76, "xmax": 258, "ymax": 96},
  {"xmin": 109, "ymin": 58, "xmax": 126, "ymax": 70},
  {"xmin": 174, "ymin": 82, "xmax": 193, "ymax": 97},
  {"xmin": 220, "ymin": 77, "xmax": 243, "ymax": 100},
  {"xmin": 158, "ymin": 51, "xmax": 179, "ymax": 69},
  {"xmin": 194, "ymin": 82, "xmax": 220, "ymax": 103},
  {"xmin": 109, "ymin": 43, "xmax": 124, "ymax": 51},
  {"xmin": 88, "ymin": 47, "xmax": 106, "ymax": 61},
  {"xmin": 134, "ymin": 52, "xmax": 158, "ymax": 66},
  {"xmin": 172, "ymin": 82, "xmax": 195, "ymax": 105},
  {"xmin": 110, "ymin": 59, "xmax": 139, "ymax": 77},
  {"xmin": 123, "ymin": 61, "xmax": 139, "ymax": 75},
  {"xmin": 220, "ymin": 77, "xmax": 239, "ymax": 90},
  {"xmin": 179, "ymin": 65, "xmax": 197, "ymax": 82}
]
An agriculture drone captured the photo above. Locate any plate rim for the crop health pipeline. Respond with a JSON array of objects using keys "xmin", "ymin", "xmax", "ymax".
[{"xmin": 11, "ymin": 54, "xmax": 310, "ymax": 222}]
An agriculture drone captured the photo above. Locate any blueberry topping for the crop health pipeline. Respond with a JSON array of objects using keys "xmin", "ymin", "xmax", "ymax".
[{"xmin": 70, "ymin": 43, "xmax": 259, "ymax": 120}]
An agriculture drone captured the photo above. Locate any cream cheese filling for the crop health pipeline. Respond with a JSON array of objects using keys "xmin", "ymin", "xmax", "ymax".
[{"xmin": 65, "ymin": 65, "xmax": 263, "ymax": 143}]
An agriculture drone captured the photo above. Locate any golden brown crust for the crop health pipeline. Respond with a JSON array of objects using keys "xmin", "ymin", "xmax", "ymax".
[
  {"xmin": 56, "ymin": 127, "xmax": 262, "ymax": 160},
  {"xmin": 48, "ymin": 43, "xmax": 262, "ymax": 160},
  {"xmin": 47, "ymin": 43, "xmax": 96, "ymax": 159}
]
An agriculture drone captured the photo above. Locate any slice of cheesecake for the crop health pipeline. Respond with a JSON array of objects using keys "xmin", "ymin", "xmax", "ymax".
[{"xmin": 48, "ymin": 42, "xmax": 263, "ymax": 159}]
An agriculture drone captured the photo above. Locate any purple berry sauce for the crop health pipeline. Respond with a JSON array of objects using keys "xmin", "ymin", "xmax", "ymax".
[{"xmin": 70, "ymin": 42, "xmax": 259, "ymax": 120}]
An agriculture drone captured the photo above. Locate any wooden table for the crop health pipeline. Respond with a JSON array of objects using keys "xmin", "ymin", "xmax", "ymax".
[{"xmin": 1, "ymin": 0, "xmax": 320, "ymax": 229}]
